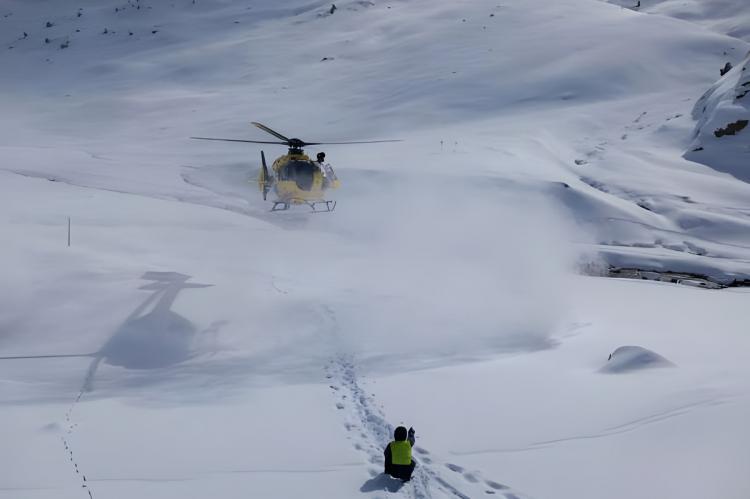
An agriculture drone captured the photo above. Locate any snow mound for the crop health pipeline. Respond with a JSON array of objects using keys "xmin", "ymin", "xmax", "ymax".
[
  {"xmin": 601, "ymin": 345, "xmax": 675, "ymax": 373},
  {"xmin": 685, "ymin": 52, "xmax": 750, "ymax": 182}
]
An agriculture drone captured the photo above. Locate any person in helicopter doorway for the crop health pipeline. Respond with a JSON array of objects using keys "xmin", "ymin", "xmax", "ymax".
[
  {"xmin": 316, "ymin": 152, "xmax": 338, "ymax": 188},
  {"xmin": 384, "ymin": 426, "xmax": 416, "ymax": 481}
]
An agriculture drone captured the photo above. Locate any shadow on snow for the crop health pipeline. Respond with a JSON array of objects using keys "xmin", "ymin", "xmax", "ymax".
[{"xmin": 360, "ymin": 473, "xmax": 405, "ymax": 493}]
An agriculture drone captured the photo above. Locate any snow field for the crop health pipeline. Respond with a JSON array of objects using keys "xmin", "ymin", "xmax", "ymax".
[{"xmin": 1, "ymin": 0, "xmax": 750, "ymax": 498}]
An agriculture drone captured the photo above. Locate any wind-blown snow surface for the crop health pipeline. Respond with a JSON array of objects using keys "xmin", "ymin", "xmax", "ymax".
[{"xmin": 1, "ymin": 1, "xmax": 749, "ymax": 499}]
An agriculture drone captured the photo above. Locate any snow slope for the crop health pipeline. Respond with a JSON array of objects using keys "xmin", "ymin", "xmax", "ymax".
[
  {"xmin": 686, "ymin": 52, "xmax": 750, "ymax": 181},
  {"xmin": 606, "ymin": 0, "xmax": 750, "ymax": 186},
  {"xmin": 1, "ymin": 1, "xmax": 749, "ymax": 499},
  {"xmin": 607, "ymin": 0, "xmax": 750, "ymax": 41}
]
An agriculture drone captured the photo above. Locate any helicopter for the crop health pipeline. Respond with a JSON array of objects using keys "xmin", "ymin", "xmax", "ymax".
[{"xmin": 192, "ymin": 122, "xmax": 401, "ymax": 212}]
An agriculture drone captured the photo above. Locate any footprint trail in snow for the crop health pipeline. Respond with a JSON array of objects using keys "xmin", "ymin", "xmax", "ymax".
[
  {"xmin": 60, "ymin": 371, "xmax": 96, "ymax": 499},
  {"xmin": 326, "ymin": 356, "xmax": 530, "ymax": 499}
]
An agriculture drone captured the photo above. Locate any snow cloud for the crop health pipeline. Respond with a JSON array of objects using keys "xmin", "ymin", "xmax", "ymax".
[{"xmin": 313, "ymin": 172, "xmax": 577, "ymax": 365}]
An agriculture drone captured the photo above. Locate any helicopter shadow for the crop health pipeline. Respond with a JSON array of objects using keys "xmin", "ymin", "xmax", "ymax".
[{"xmin": 83, "ymin": 272, "xmax": 214, "ymax": 391}]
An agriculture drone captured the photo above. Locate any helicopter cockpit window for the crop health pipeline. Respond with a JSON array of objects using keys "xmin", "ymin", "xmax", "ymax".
[{"xmin": 280, "ymin": 160, "xmax": 318, "ymax": 191}]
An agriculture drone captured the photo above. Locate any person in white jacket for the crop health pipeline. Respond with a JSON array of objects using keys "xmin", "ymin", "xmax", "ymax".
[{"xmin": 316, "ymin": 152, "xmax": 338, "ymax": 188}]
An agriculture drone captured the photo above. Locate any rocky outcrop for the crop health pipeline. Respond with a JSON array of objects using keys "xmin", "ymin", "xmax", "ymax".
[{"xmin": 685, "ymin": 53, "xmax": 750, "ymax": 182}]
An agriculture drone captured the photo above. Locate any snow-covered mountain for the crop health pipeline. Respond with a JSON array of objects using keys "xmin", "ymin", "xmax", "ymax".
[
  {"xmin": 1, "ymin": 1, "xmax": 749, "ymax": 499},
  {"xmin": 607, "ymin": 0, "xmax": 750, "ymax": 182},
  {"xmin": 686, "ymin": 52, "xmax": 750, "ymax": 181}
]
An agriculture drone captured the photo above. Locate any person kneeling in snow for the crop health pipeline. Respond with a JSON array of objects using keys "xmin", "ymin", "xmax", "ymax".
[{"xmin": 384, "ymin": 426, "xmax": 416, "ymax": 481}]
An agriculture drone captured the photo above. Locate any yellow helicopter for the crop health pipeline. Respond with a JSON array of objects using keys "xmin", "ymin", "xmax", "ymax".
[{"xmin": 192, "ymin": 122, "xmax": 400, "ymax": 212}]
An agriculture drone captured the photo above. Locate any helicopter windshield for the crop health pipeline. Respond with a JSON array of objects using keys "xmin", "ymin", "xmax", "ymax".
[{"xmin": 279, "ymin": 160, "xmax": 319, "ymax": 191}]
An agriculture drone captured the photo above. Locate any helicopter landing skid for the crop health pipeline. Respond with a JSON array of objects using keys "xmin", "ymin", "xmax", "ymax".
[{"xmin": 271, "ymin": 199, "xmax": 337, "ymax": 213}]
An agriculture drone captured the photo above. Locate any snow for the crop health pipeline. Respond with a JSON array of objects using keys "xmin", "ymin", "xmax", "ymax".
[
  {"xmin": 685, "ymin": 52, "xmax": 750, "ymax": 182},
  {"xmin": 607, "ymin": 0, "xmax": 750, "ymax": 41},
  {"xmin": 600, "ymin": 345, "xmax": 674, "ymax": 373},
  {"xmin": 1, "ymin": 1, "xmax": 750, "ymax": 499}
]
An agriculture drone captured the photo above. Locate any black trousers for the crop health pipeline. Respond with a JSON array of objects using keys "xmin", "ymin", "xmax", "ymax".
[{"xmin": 385, "ymin": 462, "xmax": 416, "ymax": 481}]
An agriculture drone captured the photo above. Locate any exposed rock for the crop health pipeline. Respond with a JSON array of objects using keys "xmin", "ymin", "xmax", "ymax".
[
  {"xmin": 714, "ymin": 119, "xmax": 748, "ymax": 137},
  {"xmin": 685, "ymin": 52, "xmax": 750, "ymax": 182}
]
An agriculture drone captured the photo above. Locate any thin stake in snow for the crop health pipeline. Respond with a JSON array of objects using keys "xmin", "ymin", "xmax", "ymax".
[{"xmin": 67, "ymin": 217, "xmax": 70, "ymax": 247}]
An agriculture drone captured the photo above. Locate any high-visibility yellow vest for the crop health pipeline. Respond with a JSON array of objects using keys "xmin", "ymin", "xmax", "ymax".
[{"xmin": 390, "ymin": 440, "xmax": 412, "ymax": 465}]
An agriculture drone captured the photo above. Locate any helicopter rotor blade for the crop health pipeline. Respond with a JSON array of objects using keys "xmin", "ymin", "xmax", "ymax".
[
  {"xmin": 260, "ymin": 150, "xmax": 270, "ymax": 201},
  {"xmin": 190, "ymin": 137, "xmax": 288, "ymax": 145},
  {"xmin": 251, "ymin": 122, "xmax": 291, "ymax": 142},
  {"xmin": 302, "ymin": 140, "xmax": 403, "ymax": 145}
]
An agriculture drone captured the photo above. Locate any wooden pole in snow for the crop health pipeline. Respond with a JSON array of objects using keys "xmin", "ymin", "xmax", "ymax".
[{"xmin": 67, "ymin": 217, "xmax": 71, "ymax": 247}]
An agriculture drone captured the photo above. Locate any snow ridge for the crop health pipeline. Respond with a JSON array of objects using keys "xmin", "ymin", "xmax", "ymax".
[{"xmin": 686, "ymin": 52, "xmax": 750, "ymax": 181}]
